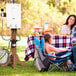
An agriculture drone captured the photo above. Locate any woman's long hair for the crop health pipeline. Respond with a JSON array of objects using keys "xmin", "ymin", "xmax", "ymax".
[{"xmin": 65, "ymin": 15, "xmax": 76, "ymax": 30}]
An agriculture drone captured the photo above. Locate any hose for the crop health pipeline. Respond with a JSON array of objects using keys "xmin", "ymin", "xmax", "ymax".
[
  {"xmin": 16, "ymin": 30, "xmax": 21, "ymax": 41},
  {"xmin": 1, "ymin": 14, "xmax": 11, "ymax": 41},
  {"xmin": 0, "ymin": 41, "xmax": 10, "ymax": 60}
]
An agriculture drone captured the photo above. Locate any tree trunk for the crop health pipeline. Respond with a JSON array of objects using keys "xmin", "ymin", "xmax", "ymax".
[{"xmin": 69, "ymin": 0, "xmax": 71, "ymax": 2}]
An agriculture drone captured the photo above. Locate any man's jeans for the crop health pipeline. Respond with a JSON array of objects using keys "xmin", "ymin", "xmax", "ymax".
[{"xmin": 71, "ymin": 46, "xmax": 76, "ymax": 66}]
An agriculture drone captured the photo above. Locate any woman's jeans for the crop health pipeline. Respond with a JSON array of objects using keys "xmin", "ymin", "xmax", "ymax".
[{"xmin": 71, "ymin": 46, "xmax": 76, "ymax": 66}]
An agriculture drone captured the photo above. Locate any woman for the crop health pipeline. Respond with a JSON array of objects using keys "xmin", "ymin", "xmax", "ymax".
[{"xmin": 61, "ymin": 15, "xmax": 76, "ymax": 35}]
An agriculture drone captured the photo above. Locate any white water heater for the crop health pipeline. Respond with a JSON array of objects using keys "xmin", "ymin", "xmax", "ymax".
[{"xmin": 6, "ymin": 3, "xmax": 21, "ymax": 29}]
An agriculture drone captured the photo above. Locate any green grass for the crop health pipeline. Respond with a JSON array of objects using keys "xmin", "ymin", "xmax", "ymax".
[{"xmin": 0, "ymin": 45, "xmax": 76, "ymax": 76}]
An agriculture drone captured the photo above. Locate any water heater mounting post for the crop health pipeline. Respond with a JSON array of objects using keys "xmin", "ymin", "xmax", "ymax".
[{"xmin": 0, "ymin": 1, "xmax": 26, "ymax": 68}]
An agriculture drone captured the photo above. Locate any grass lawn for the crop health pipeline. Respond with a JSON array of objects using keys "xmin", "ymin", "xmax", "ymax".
[{"xmin": 0, "ymin": 45, "xmax": 76, "ymax": 76}]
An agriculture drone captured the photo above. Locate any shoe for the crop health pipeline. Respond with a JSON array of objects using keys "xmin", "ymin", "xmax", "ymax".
[
  {"xmin": 74, "ymin": 68, "xmax": 76, "ymax": 71},
  {"xmin": 73, "ymin": 64, "xmax": 76, "ymax": 71},
  {"xmin": 67, "ymin": 60, "xmax": 74, "ymax": 71},
  {"xmin": 63, "ymin": 61, "xmax": 69, "ymax": 72}
]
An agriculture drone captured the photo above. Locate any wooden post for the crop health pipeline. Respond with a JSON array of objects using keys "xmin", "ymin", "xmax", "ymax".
[
  {"xmin": 11, "ymin": 29, "xmax": 26, "ymax": 68},
  {"xmin": 11, "ymin": 29, "xmax": 17, "ymax": 68}
]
